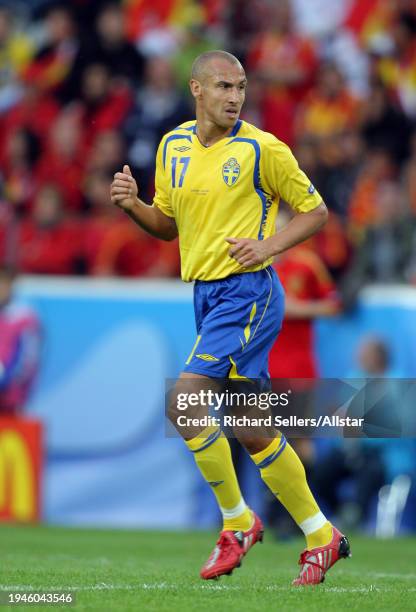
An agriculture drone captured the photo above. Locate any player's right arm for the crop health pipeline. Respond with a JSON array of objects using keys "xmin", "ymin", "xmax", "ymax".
[{"xmin": 111, "ymin": 164, "xmax": 178, "ymax": 241}]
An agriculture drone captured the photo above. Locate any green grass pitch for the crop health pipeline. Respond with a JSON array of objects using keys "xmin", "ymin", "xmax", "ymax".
[{"xmin": 0, "ymin": 525, "xmax": 415, "ymax": 611}]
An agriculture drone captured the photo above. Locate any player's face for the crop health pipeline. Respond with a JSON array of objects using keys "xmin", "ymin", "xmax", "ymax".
[{"xmin": 193, "ymin": 60, "xmax": 247, "ymax": 129}]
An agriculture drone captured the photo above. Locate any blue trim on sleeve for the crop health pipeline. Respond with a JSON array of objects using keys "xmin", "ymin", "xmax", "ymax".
[
  {"xmin": 173, "ymin": 123, "xmax": 196, "ymax": 133},
  {"xmin": 227, "ymin": 136, "xmax": 271, "ymax": 239},
  {"xmin": 163, "ymin": 134, "xmax": 192, "ymax": 168}
]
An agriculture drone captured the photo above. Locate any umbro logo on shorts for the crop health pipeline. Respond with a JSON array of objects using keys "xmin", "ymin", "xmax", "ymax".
[{"xmin": 196, "ymin": 353, "xmax": 220, "ymax": 361}]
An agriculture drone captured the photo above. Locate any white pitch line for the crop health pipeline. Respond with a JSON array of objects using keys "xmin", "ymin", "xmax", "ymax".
[
  {"xmin": 0, "ymin": 585, "xmax": 137, "ymax": 592},
  {"xmin": 265, "ymin": 585, "xmax": 391, "ymax": 593},
  {"xmin": 0, "ymin": 584, "xmax": 237, "ymax": 593},
  {"xmin": 2, "ymin": 583, "xmax": 415, "ymax": 594}
]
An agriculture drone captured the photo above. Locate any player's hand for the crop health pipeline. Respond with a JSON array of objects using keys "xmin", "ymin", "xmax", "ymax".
[
  {"xmin": 226, "ymin": 237, "xmax": 272, "ymax": 267},
  {"xmin": 110, "ymin": 165, "xmax": 138, "ymax": 212}
]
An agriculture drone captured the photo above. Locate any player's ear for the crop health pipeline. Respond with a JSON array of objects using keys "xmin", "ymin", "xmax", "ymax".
[{"xmin": 189, "ymin": 78, "xmax": 202, "ymax": 99}]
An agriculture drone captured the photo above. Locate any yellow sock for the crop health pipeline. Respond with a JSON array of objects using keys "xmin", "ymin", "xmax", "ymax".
[
  {"xmin": 251, "ymin": 435, "xmax": 332, "ymax": 548},
  {"xmin": 186, "ymin": 426, "xmax": 253, "ymax": 531}
]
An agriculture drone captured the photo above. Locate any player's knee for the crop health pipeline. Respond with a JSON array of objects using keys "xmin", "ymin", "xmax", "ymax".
[
  {"xmin": 167, "ymin": 397, "xmax": 181, "ymax": 425},
  {"xmin": 236, "ymin": 434, "xmax": 270, "ymax": 455}
]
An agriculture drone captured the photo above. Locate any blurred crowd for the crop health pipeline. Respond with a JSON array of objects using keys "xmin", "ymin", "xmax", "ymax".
[
  {"xmin": 1, "ymin": 0, "xmax": 416, "ymax": 293},
  {"xmin": 1, "ymin": 0, "xmax": 416, "ymax": 534}
]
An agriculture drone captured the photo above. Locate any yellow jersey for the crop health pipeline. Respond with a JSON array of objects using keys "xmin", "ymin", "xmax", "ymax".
[{"xmin": 153, "ymin": 119, "xmax": 322, "ymax": 282}]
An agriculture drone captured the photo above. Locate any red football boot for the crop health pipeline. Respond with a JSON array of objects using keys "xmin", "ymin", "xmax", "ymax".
[
  {"xmin": 200, "ymin": 512, "xmax": 264, "ymax": 580},
  {"xmin": 292, "ymin": 526, "xmax": 351, "ymax": 586}
]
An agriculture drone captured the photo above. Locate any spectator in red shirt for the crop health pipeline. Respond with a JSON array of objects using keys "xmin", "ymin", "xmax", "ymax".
[
  {"xmin": 78, "ymin": 62, "xmax": 133, "ymax": 149},
  {"xmin": 266, "ymin": 237, "xmax": 340, "ymax": 537},
  {"xmin": 63, "ymin": 1, "xmax": 145, "ymax": 101},
  {"xmin": 247, "ymin": 0, "xmax": 318, "ymax": 145},
  {"xmin": 295, "ymin": 62, "xmax": 361, "ymax": 141},
  {"xmin": 35, "ymin": 108, "xmax": 85, "ymax": 212},
  {"xmin": 269, "ymin": 242, "xmax": 340, "ymax": 380},
  {"xmin": 1, "ymin": 128, "xmax": 41, "ymax": 213},
  {"xmin": 25, "ymin": 4, "xmax": 78, "ymax": 97},
  {"xmin": 17, "ymin": 184, "xmax": 82, "ymax": 275},
  {"xmin": 241, "ymin": 71, "xmax": 296, "ymax": 145},
  {"xmin": 83, "ymin": 171, "xmax": 179, "ymax": 277},
  {"xmin": 86, "ymin": 129, "xmax": 126, "ymax": 177},
  {"xmin": 308, "ymin": 211, "xmax": 352, "ymax": 282},
  {"xmin": 0, "ymin": 77, "xmax": 60, "ymax": 164},
  {"xmin": 348, "ymin": 149, "xmax": 396, "ymax": 240}
]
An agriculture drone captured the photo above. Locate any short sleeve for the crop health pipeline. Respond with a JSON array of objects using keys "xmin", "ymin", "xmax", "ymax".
[
  {"xmin": 261, "ymin": 138, "xmax": 322, "ymax": 213},
  {"xmin": 152, "ymin": 137, "xmax": 175, "ymax": 218}
]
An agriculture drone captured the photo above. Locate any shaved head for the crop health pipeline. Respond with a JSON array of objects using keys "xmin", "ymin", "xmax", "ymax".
[
  {"xmin": 191, "ymin": 50, "xmax": 243, "ymax": 82},
  {"xmin": 189, "ymin": 50, "xmax": 246, "ymax": 137}
]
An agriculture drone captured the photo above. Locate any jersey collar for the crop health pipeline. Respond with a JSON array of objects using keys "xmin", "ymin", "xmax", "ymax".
[{"xmin": 193, "ymin": 119, "xmax": 243, "ymax": 150}]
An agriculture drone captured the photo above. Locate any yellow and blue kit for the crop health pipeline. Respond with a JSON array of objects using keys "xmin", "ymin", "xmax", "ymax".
[{"xmin": 153, "ymin": 119, "xmax": 323, "ymax": 378}]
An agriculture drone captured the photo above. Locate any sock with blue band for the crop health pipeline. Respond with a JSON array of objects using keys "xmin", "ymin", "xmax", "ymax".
[
  {"xmin": 250, "ymin": 435, "xmax": 332, "ymax": 548},
  {"xmin": 185, "ymin": 425, "xmax": 253, "ymax": 531}
]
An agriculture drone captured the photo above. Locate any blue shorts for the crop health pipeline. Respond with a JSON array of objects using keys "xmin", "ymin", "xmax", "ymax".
[{"xmin": 184, "ymin": 266, "xmax": 285, "ymax": 379}]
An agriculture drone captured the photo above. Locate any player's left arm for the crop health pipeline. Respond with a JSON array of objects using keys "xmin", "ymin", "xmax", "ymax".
[
  {"xmin": 267, "ymin": 202, "xmax": 328, "ymax": 255},
  {"xmin": 226, "ymin": 205, "xmax": 327, "ymax": 267},
  {"xmin": 226, "ymin": 139, "xmax": 328, "ymax": 267}
]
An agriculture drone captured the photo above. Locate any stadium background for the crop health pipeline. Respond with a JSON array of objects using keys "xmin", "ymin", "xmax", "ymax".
[{"xmin": 1, "ymin": 0, "xmax": 416, "ymax": 566}]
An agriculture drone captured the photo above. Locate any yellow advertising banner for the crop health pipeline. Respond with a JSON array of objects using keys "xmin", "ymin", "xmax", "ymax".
[{"xmin": 0, "ymin": 418, "xmax": 43, "ymax": 522}]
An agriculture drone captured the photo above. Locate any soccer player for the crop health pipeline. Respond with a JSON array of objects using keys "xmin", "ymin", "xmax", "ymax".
[{"xmin": 110, "ymin": 50, "xmax": 351, "ymax": 586}]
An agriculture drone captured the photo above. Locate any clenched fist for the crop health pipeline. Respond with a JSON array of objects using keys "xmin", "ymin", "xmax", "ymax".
[{"xmin": 110, "ymin": 165, "xmax": 138, "ymax": 212}]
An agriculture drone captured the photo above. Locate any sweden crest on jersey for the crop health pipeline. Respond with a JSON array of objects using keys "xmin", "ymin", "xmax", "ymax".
[{"xmin": 222, "ymin": 157, "xmax": 240, "ymax": 186}]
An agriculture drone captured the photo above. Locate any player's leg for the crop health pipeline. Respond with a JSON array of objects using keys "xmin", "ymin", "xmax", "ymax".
[
  {"xmin": 168, "ymin": 371, "xmax": 263, "ymax": 579},
  {"xmin": 227, "ymin": 267, "xmax": 331, "ymax": 548},
  {"xmin": 236, "ymin": 430, "xmax": 350, "ymax": 585},
  {"xmin": 168, "ymin": 371, "xmax": 253, "ymax": 532},
  {"xmin": 229, "ymin": 396, "xmax": 333, "ymax": 552},
  {"xmin": 171, "ymin": 269, "xmax": 281, "ymax": 578},
  {"xmin": 229, "ymin": 267, "xmax": 351, "ymax": 584},
  {"xmin": 244, "ymin": 433, "xmax": 333, "ymax": 549}
]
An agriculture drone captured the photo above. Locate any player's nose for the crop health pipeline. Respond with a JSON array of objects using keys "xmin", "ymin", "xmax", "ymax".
[{"xmin": 228, "ymin": 87, "xmax": 239, "ymax": 104}]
